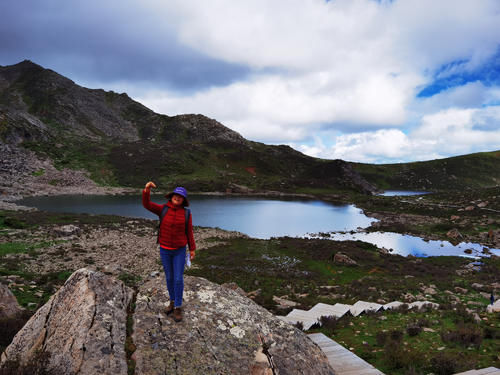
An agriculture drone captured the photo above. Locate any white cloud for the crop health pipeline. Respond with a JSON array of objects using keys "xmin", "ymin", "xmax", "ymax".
[
  {"xmin": 295, "ymin": 106, "xmax": 500, "ymax": 163},
  {"xmin": 132, "ymin": 0, "xmax": 500, "ymax": 153}
]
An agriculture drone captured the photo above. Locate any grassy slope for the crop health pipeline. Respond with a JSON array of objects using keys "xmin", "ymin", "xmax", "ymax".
[
  {"xmin": 352, "ymin": 150, "xmax": 500, "ymax": 191},
  {"xmin": 187, "ymin": 235, "xmax": 500, "ymax": 374}
]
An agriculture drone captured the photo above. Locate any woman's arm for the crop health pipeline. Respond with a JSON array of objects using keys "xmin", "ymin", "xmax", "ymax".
[
  {"xmin": 187, "ymin": 212, "xmax": 196, "ymax": 258},
  {"xmin": 142, "ymin": 181, "xmax": 162, "ymax": 216}
]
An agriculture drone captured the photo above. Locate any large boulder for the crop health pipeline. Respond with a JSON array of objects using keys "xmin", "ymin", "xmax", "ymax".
[
  {"xmin": 133, "ymin": 275, "xmax": 335, "ymax": 374},
  {"xmin": 0, "ymin": 268, "xmax": 133, "ymax": 374},
  {"xmin": 1, "ymin": 269, "xmax": 335, "ymax": 375},
  {"xmin": 0, "ymin": 283, "xmax": 24, "ymax": 319}
]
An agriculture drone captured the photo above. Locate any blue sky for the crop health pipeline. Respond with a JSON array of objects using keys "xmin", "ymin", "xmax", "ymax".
[{"xmin": 1, "ymin": 0, "xmax": 499, "ymax": 163}]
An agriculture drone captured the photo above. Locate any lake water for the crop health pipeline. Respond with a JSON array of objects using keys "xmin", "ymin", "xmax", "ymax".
[
  {"xmin": 380, "ymin": 191, "xmax": 430, "ymax": 196},
  {"xmin": 307, "ymin": 231, "xmax": 500, "ymax": 258},
  {"xmin": 19, "ymin": 194, "xmax": 500, "ymax": 258},
  {"xmin": 19, "ymin": 194, "xmax": 376, "ymax": 238}
]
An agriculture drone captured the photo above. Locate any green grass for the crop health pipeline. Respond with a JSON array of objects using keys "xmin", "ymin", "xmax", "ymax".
[{"xmin": 311, "ymin": 308, "xmax": 500, "ymax": 374}]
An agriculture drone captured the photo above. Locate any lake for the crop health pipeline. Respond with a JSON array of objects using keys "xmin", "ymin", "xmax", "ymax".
[
  {"xmin": 19, "ymin": 194, "xmax": 500, "ymax": 258},
  {"xmin": 19, "ymin": 194, "xmax": 376, "ymax": 238},
  {"xmin": 380, "ymin": 191, "xmax": 430, "ymax": 196}
]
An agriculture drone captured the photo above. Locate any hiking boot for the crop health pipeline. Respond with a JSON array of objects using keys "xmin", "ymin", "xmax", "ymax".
[
  {"xmin": 166, "ymin": 301, "xmax": 174, "ymax": 315},
  {"xmin": 173, "ymin": 307, "xmax": 182, "ymax": 322}
]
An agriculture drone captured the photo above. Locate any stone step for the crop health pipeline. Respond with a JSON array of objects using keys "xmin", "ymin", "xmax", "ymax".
[
  {"xmin": 308, "ymin": 333, "xmax": 385, "ymax": 375},
  {"xmin": 453, "ymin": 367, "xmax": 500, "ymax": 375},
  {"xmin": 277, "ymin": 299, "xmax": 440, "ymax": 330}
]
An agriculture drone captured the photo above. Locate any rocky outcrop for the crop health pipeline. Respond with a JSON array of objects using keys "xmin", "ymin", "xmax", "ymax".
[
  {"xmin": 1, "ymin": 268, "xmax": 133, "ymax": 374},
  {"xmin": 0, "ymin": 283, "xmax": 24, "ymax": 318},
  {"xmin": 333, "ymin": 252, "xmax": 357, "ymax": 265},
  {"xmin": 1, "ymin": 269, "xmax": 335, "ymax": 375},
  {"xmin": 133, "ymin": 275, "xmax": 334, "ymax": 375}
]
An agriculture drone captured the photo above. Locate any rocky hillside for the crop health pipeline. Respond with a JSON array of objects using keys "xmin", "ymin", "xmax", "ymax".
[
  {"xmin": 0, "ymin": 268, "xmax": 335, "ymax": 375},
  {"xmin": 0, "ymin": 60, "xmax": 375, "ymax": 196}
]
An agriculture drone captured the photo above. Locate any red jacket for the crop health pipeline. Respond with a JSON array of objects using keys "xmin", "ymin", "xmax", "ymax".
[{"xmin": 142, "ymin": 189, "xmax": 196, "ymax": 251}]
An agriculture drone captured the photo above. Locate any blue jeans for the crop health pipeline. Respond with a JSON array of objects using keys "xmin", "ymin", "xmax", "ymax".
[{"xmin": 160, "ymin": 246, "xmax": 186, "ymax": 308}]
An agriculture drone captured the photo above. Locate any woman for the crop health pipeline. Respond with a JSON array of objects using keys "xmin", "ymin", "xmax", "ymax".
[{"xmin": 142, "ymin": 181, "xmax": 196, "ymax": 322}]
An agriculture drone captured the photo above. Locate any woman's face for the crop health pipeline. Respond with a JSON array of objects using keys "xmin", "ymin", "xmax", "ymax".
[{"xmin": 171, "ymin": 194, "xmax": 184, "ymax": 206}]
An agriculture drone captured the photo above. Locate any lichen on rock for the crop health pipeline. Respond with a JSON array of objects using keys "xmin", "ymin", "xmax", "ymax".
[{"xmin": 133, "ymin": 275, "xmax": 335, "ymax": 375}]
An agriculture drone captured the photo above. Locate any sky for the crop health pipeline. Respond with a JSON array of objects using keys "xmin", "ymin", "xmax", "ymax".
[{"xmin": 1, "ymin": 0, "xmax": 499, "ymax": 164}]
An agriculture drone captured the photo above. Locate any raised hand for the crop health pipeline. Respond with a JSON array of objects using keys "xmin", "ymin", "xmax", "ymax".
[{"xmin": 145, "ymin": 181, "xmax": 157, "ymax": 191}]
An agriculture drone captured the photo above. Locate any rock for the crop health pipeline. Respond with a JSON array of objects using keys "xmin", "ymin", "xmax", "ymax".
[
  {"xmin": 222, "ymin": 282, "xmax": 247, "ymax": 297},
  {"xmin": 465, "ymin": 206, "xmax": 475, "ymax": 211},
  {"xmin": 132, "ymin": 275, "xmax": 334, "ymax": 375},
  {"xmin": 247, "ymin": 289, "xmax": 262, "ymax": 298},
  {"xmin": 464, "ymin": 249, "xmax": 473, "ymax": 254},
  {"xmin": 402, "ymin": 293, "xmax": 416, "ymax": 302},
  {"xmin": 333, "ymin": 252, "xmax": 357, "ymax": 266},
  {"xmin": 51, "ymin": 224, "xmax": 81, "ymax": 237},
  {"xmin": 0, "ymin": 283, "xmax": 24, "ymax": 318},
  {"xmin": 1, "ymin": 268, "xmax": 133, "ymax": 374},
  {"xmin": 454, "ymin": 287, "xmax": 468, "ymax": 294},
  {"xmin": 422, "ymin": 287, "xmax": 437, "ymax": 295},
  {"xmin": 477, "ymin": 201, "xmax": 488, "ymax": 208},
  {"xmin": 423, "ymin": 328, "xmax": 435, "ymax": 333},
  {"xmin": 272, "ymin": 295, "xmax": 299, "ymax": 308},
  {"xmin": 446, "ymin": 228, "xmax": 463, "ymax": 239},
  {"xmin": 486, "ymin": 300, "xmax": 500, "ymax": 313},
  {"xmin": 450, "ymin": 215, "xmax": 460, "ymax": 221},
  {"xmin": 471, "ymin": 283, "xmax": 484, "ymax": 290}
]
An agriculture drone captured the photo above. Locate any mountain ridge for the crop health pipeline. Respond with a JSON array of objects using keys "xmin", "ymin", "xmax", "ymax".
[
  {"xmin": 1, "ymin": 60, "xmax": 498, "ymax": 195},
  {"xmin": 0, "ymin": 60, "xmax": 376, "ymax": 195}
]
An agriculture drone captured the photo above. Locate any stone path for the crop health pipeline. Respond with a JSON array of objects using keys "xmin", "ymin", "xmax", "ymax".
[
  {"xmin": 308, "ymin": 333, "xmax": 385, "ymax": 375},
  {"xmin": 454, "ymin": 368, "xmax": 500, "ymax": 375},
  {"xmin": 277, "ymin": 300, "xmax": 439, "ymax": 330}
]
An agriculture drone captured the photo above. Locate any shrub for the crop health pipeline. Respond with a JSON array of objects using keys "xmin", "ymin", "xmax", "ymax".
[
  {"xmin": 319, "ymin": 315, "xmax": 337, "ymax": 334},
  {"xmin": 483, "ymin": 326, "xmax": 500, "ymax": 339},
  {"xmin": 430, "ymin": 353, "xmax": 459, "ymax": 375},
  {"xmin": 429, "ymin": 352, "xmax": 475, "ymax": 375},
  {"xmin": 294, "ymin": 321, "xmax": 304, "ymax": 331},
  {"xmin": 390, "ymin": 329, "xmax": 404, "ymax": 342},
  {"xmin": 406, "ymin": 324, "xmax": 422, "ymax": 337},
  {"xmin": 376, "ymin": 331, "xmax": 388, "ymax": 346},
  {"xmin": 441, "ymin": 324, "xmax": 483, "ymax": 348},
  {"xmin": 384, "ymin": 340, "xmax": 406, "ymax": 369},
  {"xmin": 417, "ymin": 318, "xmax": 430, "ymax": 328}
]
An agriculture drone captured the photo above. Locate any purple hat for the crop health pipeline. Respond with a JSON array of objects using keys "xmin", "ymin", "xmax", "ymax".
[{"xmin": 166, "ymin": 186, "xmax": 189, "ymax": 206}]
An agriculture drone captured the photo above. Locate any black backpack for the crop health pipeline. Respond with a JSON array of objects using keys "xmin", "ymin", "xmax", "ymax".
[{"xmin": 157, "ymin": 206, "xmax": 191, "ymax": 244}]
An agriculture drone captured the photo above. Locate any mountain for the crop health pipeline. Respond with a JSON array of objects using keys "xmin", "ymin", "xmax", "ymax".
[
  {"xmin": 352, "ymin": 150, "xmax": 500, "ymax": 191},
  {"xmin": 0, "ymin": 60, "xmax": 375, "ymax": 194}
]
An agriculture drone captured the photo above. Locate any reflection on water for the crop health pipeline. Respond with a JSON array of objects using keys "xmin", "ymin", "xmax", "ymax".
[
  {"xmin": 18, "ymin": 194, "xmax": 376, "ymax": 239},
  {"xmin": 308, "ymin": 231, "xmax": 500, "ymax": 258}
]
